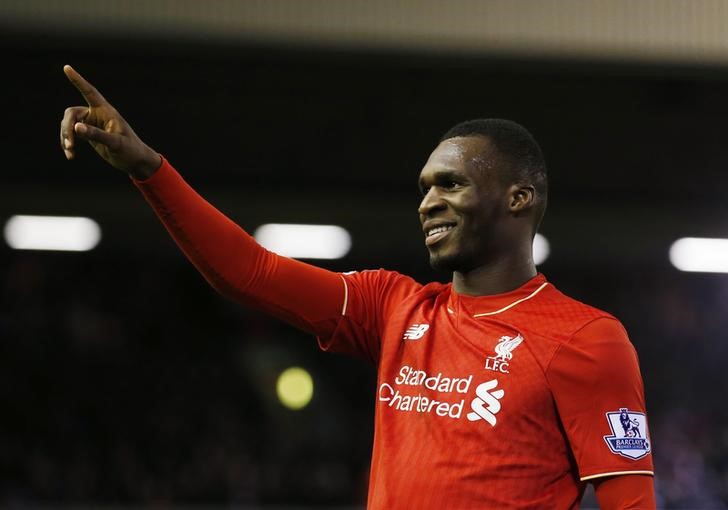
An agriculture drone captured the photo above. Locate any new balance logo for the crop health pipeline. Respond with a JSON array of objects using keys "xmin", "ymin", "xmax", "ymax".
[
  {"xmin": 467, "ymin": 379, "xmax": 504, "ymax": 426},
  {"xmin": 403, "ymin": 323, "xmax": 430, "ymax": 340}
]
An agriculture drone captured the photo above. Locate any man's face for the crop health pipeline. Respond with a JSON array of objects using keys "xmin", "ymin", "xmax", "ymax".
[{"xmin": 418, "ymin": 136, "xmax": 510, "ymax": 273}]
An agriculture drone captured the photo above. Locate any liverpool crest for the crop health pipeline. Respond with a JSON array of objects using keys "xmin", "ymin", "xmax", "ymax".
[{"xmin": 484, "ymin": 334, "xmax": 523, "ymax": 374}]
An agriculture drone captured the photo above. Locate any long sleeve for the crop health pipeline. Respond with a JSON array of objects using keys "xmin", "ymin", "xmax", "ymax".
[
  {"xmin": 593, "ymin": 474, "xmax": 656, "ymax": 509},
  {"xmin": 132, "ymin": 157, "xmax": 346, "ymax": 337}
]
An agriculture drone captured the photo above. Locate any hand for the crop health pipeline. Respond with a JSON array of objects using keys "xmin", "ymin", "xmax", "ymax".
[{"xmin": 60, "ymin": 65, "xmax": 161, "ymax": 179}]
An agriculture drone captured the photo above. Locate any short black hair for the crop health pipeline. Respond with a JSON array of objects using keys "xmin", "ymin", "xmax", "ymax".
[{"xmin": 440, "ymin": 118, "xmax": 548, "ymax": 205}]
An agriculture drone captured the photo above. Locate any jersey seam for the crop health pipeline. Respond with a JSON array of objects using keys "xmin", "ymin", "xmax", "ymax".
[
  {"xmin": 338, "ymin": 272, "xmax": 416, "ymax": 363},
  {"xmin": 375, "ymin": 274, "xmax": 414, "ymax": 340},
  {"xmin": 580, "ymin": 470, "xmax": 654, "ymax": 481},
  {"xmin": 543, "ymin": 315, "xmax": 620, "ymax": 375},
  {"xmin": 471, "ymin": 281, "xmax": 550, "ymax": 317},
  {"xmin": 339, "ymin": 275, "xmax": 349, "ymax": 316}
]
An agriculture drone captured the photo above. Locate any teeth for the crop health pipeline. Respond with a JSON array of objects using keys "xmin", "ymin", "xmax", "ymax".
[{"xmin": 427, "ymin": 225, "xmax": 455, "ymax": 237}]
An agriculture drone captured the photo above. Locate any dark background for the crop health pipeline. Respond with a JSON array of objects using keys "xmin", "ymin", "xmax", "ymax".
[{"xmin": 2, "ymin": 28, "xmax": 728, "ymax": 508}]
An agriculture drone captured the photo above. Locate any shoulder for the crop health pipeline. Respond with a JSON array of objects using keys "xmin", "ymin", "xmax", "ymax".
[
  {"xmin": 340, "ymin": 268, "xmax": 422, "ymax": 293},
  {"xmin": 340, "ymin": 268, "xmax": 445, "ymax": 304},
  {"xmin": 510, "ymin": 277, "xmax": 633, "ymax": 368},
  {"xmin": 541, "ymin": 286, "xmax": 640, "ymax": 383},
  {"xmin": 531, "ymin": 279, "xmax": 621, "ymax": 339},
  {"xmin": 339, "ymin": 270, "xmax": 449, "ymax": 335}
]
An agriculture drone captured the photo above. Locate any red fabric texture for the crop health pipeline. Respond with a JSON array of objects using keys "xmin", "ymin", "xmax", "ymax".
[{"xmin": 594, "ymin": 475, "xmax": 656, "ymax": 509}]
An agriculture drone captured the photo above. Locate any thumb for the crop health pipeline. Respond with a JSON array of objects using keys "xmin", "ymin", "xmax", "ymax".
[{"xmin": 74, "ymin": 122, "xmax": 120, "ymax": 150}]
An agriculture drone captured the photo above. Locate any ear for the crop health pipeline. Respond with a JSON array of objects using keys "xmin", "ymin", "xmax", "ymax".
[{"xmin": 507, "ymin": 184, "xmax": 536, "ymax": 213}]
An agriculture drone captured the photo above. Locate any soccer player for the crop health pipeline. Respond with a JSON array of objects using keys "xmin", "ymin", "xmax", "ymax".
[{"xmin": 60, "ymin": 65, "xmax": 655, "ymax": 509}]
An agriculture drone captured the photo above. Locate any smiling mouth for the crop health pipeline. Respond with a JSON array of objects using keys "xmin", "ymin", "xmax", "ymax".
[{"xmin": 425, "ymin": 224, "xmax": 455, "ymax": 246}]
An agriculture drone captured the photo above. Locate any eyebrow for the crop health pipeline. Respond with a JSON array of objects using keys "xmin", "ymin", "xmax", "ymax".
[{"xmin": 418, "ymin": 169, "xmax": 466, "ymax": 188}]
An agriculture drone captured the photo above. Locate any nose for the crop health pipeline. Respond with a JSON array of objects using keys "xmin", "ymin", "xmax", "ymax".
[{"xmin": 418, "ymin": 188, "xmax": 447, "ymax": 217}]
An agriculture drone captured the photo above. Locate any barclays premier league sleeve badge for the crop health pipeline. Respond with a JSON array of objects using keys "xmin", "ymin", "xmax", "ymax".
[{"xmin": 603, "ymin": 408, "xmax": 651, "ymax": 460}]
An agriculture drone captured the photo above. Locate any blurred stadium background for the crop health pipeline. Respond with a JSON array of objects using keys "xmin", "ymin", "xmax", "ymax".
[{"xmin": 3, "ymin": 1, "xmax": 728, "ymax": 508}]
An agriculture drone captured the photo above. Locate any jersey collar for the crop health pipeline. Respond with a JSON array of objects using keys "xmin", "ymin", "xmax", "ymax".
[{"xmin": 447, "ymin": 273, "xmax": 549, "ymax": 318}]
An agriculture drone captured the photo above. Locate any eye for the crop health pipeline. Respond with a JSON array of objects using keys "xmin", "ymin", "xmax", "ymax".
[
  {"xmin": 420, "ymin": 186, "xmax": 431, "ymax": 196},
  {"xmin": 442, "ymin": 180, "xmax": 462, "ymax": 190}
]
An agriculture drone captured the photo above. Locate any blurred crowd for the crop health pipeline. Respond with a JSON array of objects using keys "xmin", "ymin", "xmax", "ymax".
[
  {"xmin": 1, "ymin": 250, "xmax": 727, "ymax": 508},
  {"xmin": 0, "ymin": 251, "xmax": 372, "ymax": 506}
]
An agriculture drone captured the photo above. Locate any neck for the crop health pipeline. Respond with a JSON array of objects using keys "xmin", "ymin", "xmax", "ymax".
[{"xmin": 452, "ymin": 256, "xmax": 537, "ymax": 296}]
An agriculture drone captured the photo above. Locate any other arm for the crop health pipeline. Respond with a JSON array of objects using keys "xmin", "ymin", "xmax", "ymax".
[
  {"xmin": 593, "ymin": 474, "xmax": 656, "ymax": 509},
  {"xmin": 547, "ymin": 317, "xmax": 655, "ymax": 508}
]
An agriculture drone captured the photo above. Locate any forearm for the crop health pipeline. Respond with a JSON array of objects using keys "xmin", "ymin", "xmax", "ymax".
[
  {"xmin": 593, "ymin": 474, "xmax": 655, "ymax": 509},
  {"xmin": 132, "ymin": 157, "xmax": 345, "ymax": 335}
]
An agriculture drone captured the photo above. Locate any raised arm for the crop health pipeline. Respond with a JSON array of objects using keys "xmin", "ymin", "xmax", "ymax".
[{"xmin": 59, "ymin": 66, "xmax": 346, "ymax": 337}]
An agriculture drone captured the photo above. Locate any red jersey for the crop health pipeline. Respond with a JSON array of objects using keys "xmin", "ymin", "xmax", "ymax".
[
  {"xmin": 134, "ymin": 158, "xmax": 654, "ymax": 509},
  {"xmin": 321, "ymin": 270, "xmax": 653, "ymax": 508}
]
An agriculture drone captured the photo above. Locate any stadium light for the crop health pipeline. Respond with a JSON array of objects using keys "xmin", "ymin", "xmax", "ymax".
[
  {"xmin": 4, "ymin": 215, "xmax": 101, "ymax": 252},
  {"xmin": 254, "ymin": 223, "xmax": 351, "ymax": 259},
  {"xmin": 669, "ymin": 237, "xmax": 728, "ymax": 273},
  {"xmin": 533, "ymin": 233, "xmax": 550, "ymax": 265},
  {"xmin": 276, "ymin": 367, "xmax": 314, "ymax": 410}
]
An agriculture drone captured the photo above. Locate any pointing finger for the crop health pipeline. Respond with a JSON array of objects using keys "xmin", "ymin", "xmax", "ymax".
[{"xmin": 63, "ymin": 65, "xmax": 107, "ymax": 107}]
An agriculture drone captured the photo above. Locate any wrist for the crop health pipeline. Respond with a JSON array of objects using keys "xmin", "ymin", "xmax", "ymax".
[{"xmin": 129, "ymin": 150, "xmax": 162, "ymax": 180}]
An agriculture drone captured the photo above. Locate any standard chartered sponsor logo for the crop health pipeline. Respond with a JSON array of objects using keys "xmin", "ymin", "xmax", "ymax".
[
  {"xmin": 378, "ymin": 383, "xmax": 465, "ymax": 418},
  {"xmin": 466, "ymin": 379, "xmax": 504, "ymax": 426},
  {"xmin": 379, "ymin": 366, "xmax": 507, "ymax": 425},
  {"xmin": 378, "ymin": 365, "xmax": 473, "ymax": 418},
  {"xmin": 378, "ymin": 366, "xmax": 506, "ymax": 425}
]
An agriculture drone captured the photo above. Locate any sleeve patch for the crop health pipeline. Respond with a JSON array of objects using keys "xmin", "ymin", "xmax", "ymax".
[{"xmin": 603, "ymin": 408, "xmax": 652, "ymax": 460}]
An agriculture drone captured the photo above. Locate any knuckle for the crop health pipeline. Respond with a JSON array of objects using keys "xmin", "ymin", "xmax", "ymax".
[{"xmin": 64, "ymin": 106, "xmax": 82, "ymax": 119}]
